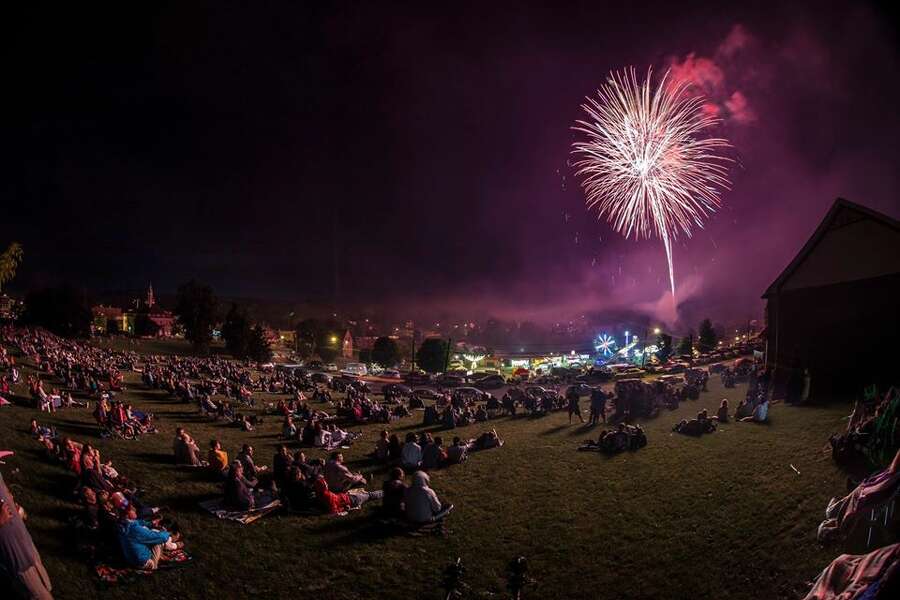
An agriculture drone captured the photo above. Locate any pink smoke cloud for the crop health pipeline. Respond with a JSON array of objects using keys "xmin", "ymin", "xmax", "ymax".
[
  {"xmin": 667, "ymin": 24, "xmax": 757, "ymax": 127},
  {"xmin": 717, "ymin": 24, "xmax": 751, "ymax": 58},
  {"xmin": 725, "ymin": 91, "xmax": 755, "ymax": 123}
]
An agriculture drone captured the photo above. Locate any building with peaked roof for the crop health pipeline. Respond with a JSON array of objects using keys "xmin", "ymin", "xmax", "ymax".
[{"xmin": 763, "ymin": 198, "xmax": 900, "ymax": 392}]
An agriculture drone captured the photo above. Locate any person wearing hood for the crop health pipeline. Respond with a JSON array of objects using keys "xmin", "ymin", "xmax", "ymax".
[{"xmin": 404, "ymin": 471, "xmax": 452, "ymax": 524}]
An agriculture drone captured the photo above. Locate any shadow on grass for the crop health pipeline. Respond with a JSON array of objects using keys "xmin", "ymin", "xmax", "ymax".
[
  {"xmin": 133, "ymin": 451, "xmax": 175, "ymax": 465},
  {"xmin": 538, "ymin": 424, "xmax": 569, "ymax": 436},
  {"xmin": 53, "ymin": 422, "xmax": 101, "ymax": 437}
]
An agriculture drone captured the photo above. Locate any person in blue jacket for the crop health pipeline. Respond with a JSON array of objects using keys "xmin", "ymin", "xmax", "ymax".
[{"xmin": 116, "ymin": 504, "xmax": 173, "ymax": 570}]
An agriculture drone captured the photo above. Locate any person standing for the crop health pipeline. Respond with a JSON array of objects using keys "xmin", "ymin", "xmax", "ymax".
[
  {"xmin": 0, "ymin": 471, "xmax": 53, "ymax": 599},
  {"xmin": 567, "ymin": 388, "xmax": 584, "ymax": 424}
]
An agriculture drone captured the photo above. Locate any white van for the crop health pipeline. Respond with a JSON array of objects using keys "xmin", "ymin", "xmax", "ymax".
[{"xmin": 341, "ymin": 362, "xmax": 368, "ymax": 377}]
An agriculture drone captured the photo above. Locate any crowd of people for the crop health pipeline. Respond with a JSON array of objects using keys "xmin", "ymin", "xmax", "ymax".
[{"xmin": 29, "ymin": 430, "xmax": 187, "ymax": 576}]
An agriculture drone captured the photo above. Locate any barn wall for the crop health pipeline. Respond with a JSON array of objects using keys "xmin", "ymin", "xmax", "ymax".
[
  {"xmin": 782, "ymin": 217, "xmax": 900, "ymax": 291},
  {"xmin": 767, "ymin": 272, "xmax": 900, "ymax": 395}
]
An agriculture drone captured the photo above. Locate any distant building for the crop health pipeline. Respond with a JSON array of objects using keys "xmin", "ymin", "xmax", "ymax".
[
  {"xmin": 92, "ymin": 282, "xmax": 176, "ymax": 337},
  {"xmin": 342, "ymin": 330, "xmax": 353, "ymax": 358},
  {"xmin": 763, "ymin": 198, "xmax": 900, "ymax": 392}
]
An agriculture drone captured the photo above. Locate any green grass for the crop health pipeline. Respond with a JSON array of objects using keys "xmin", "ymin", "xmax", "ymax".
[{"xmin": 0, "ymin": 340, "xmax": 863, "ymax": 600}]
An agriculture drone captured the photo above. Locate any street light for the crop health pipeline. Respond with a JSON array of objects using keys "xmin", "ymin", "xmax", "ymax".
[{"xmin": 653, "ymin": 327, "xmax": 661, "ymax": 335}]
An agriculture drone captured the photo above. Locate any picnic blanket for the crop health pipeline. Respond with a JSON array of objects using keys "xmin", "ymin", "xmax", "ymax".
[
  {"xmin": 199, "ymin": 497, "xmax": 282, "ymax": 524},
  {"xmin": 803, "ymin": 543, "xmax": 900, "ymax": 600},
  {"xmin": 94, "ymin": 547, "xmax": 192, "ymax": 586}
]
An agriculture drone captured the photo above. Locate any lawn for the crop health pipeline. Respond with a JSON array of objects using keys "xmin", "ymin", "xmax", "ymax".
[{"xmin": 0, "ymin": 339, "xmax": 864, "ymax": 600}]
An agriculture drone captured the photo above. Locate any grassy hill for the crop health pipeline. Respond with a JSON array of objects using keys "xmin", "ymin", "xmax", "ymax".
[{"xmin": 0, "ymin": 340, "xmax": 866, "ymax": 599}]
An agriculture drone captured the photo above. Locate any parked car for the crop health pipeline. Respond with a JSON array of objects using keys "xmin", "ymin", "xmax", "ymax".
[
  {"xmin": 435, "ymin": 374, "xmax": 465, "ymax": 388},
  {"xmin": 453, "ymin": 386, "xmax": 490, "ymax": 403},
  {"xmin": 380, "ymin": 369, "xmax": 402, "ymax": 379},
  {"xmin": 404, "ymin": 370, "xmax": 432, "ymax": 385},
  {"xmin": 474, "ymin": 374, "xmax": 506, "ymax": 390},
  {"xmin": 412, "ymin": 388, "xmax": 441, "ymax": 400},
  {"xmin": 306, "ymin": 360, "xmax": 324, "ymax": 370},
  {"xmin": 324, "ymin": 363, "xmax": 338, "ymax": 372},
  {"xmin": 311, "ymin": 372, "xmax": 332, "ymax": 385},
  {"xmin": 382, "ymin": 383, "xmax": 412, "ymax": 397},
  {"xmin": 341, "ymin": 362, "xmax": 368, "ymax": 377}
]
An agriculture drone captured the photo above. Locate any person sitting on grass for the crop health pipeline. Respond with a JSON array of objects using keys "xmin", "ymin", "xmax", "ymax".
[
  {"xmin": 404, "ymin": 471, "xmax": 453, "ymax": 525},
  {"xmin": 207, "ymin": 439, "xmax": 229, "ymax": 477},
  {"xmin": 401, "ymin": 432, "xmax": 423, "ymax": 470},
  {"xmin": 388, "ymin": 434, "xmax": 402, "ymax": 462},
  {"xmin": 445, "ymin": 436, "xmax": 469, "ymax": 465},
  {"xmin": 324, "ymin": 452, "xmax": 366, "ymax": 492},
  {"xmin": 237, "ymin": 444, "xmax": 267, "ymax": 483},
  {"xmin": 716, "ymin": 399, "xmax": 730, "ymax": 424},
  {"xmin": 273, "ymin": 445, "xmax": 293, "ymax": 489},
  {"xmin": 374, "ymin": 430, "xmax": 390, "ymax": 462},
  {"xmin": 740, "ymin": 396, "xmax": 769, "ymax": 423},
  {"xmin": 224, "ymin": 461, "xmax": 257, "ymax": 510},
  {"xmin": 116, "ymin": 503, "xmax": 178, "ymax": 571},
  {"xmin": 422, "ymin": 436, "xmax": 447, "ymax": 470},
  {"xmin": 173, "ymin": 427, "xmax": 202, "ymax": 466},
  {"xmin": 282, "ymin": 416, "xmax": 297, "ymax": 440},
  {"xmin": 284, "ymin": 466, "xmax": 314, "ymax": 512},
  {"xmin": 381, "ymin": 467, "xmax": 407, "ymax": 519}
]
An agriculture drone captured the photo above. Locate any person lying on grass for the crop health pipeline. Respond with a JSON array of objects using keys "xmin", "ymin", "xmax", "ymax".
[
  {"xmin": 674, "ymin": 410, "xmax": 717, "ymax": 436},
  {"xmin": 312, "ymin": 473, "xmax": 383, "ymax": 515},
  {"xmin": 579, "ymin": 423, "xmax": 646, "ymax": 453}
]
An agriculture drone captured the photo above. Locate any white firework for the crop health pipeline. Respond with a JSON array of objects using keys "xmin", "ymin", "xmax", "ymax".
[{"xmin": 572, "ymin": 67, "xmax": 732, "ymax": 296}]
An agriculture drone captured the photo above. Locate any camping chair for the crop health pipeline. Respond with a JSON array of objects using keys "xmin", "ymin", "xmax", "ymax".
[{"xmin": 865, "ymin": 485, "xmax": 900, "ymax": 549}]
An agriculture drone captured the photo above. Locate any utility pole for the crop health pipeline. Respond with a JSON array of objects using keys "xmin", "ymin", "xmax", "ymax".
[
  {"xmin": 411, "ymin": 337, "xmax": 416, "ymax": 371},
  {"xmin": 444, "ymin": 337, "xmax": 452, "ymax": 373}
]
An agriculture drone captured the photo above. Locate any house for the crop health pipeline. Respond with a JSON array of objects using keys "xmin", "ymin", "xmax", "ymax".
[{"xmin": 762, "ymin": 198, "xmax": 900, "ymax": 392}]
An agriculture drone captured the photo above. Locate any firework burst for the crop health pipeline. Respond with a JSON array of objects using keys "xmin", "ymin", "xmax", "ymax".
[{"xmin": 571, "ymin": 68, "xmax": 731, "ymax": 296}]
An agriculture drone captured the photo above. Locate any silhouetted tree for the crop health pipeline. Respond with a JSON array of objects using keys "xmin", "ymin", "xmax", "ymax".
[
  {"xmin": 676, "ymin": 332, "xmax": 694, "ymax": 356},
  {"xmin": 247, "ymin": 324, "xmax": 273, "ymax": 363},
  {"xmin": 416, "ymin": 338, "xmax": 448, "ymax": 373},
  {"xmin": 655, "ymin": 333, "xmax": 673, "ymax": 363},
  {"xmin": 698, "ymin": 318, "xmax": 718, "ymax": 353},
  {"xmin": 371, "ymin": 336, "xmax": 400, "ymax": 367},
  {"xmin": 21, "ymin": 285, "xmax": 91, "ymax": 338},
  {"xmin": 0, "ymin": 242, "xmax": 23, "ymax": 293},
  {"xmin": 221, "ymin": 304, "xmax": 252, "ymax": 358},
  {"xmin": 174, "ymin": 280, "xmax": 217, "ymax": 353}
]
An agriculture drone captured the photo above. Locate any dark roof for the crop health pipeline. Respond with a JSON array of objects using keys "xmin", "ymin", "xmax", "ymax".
[{"xmin": 762, "ymin": 198, "xmax": 900, "ymax": 298}]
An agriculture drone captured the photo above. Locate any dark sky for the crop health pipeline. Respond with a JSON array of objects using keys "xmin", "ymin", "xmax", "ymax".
[{"xmin": 2, "ymin": 1, "xmax": 899, "ymax": 327}]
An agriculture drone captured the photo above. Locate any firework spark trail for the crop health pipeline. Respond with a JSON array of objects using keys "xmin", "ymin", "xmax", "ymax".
[{"xmin": 572, "ymin": 68, "xmax": 731, "ymax": 296}]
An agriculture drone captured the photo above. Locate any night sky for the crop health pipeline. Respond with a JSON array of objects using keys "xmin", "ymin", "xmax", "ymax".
[{"xmin": 3, "ymin": 1, "xmax": 899, "ymax": 327}]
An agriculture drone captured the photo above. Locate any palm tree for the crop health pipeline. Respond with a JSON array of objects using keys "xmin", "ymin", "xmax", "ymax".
[{"xmin": 0, "ymin": 242, "xmax": 24, "ymax": 293}]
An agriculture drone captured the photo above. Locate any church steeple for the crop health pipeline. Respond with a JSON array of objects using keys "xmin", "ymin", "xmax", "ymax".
[{"xmin": 146, "ymin": 281, "xmax": 155, "ymax": 308}]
